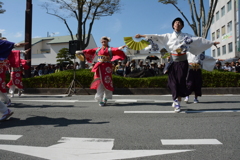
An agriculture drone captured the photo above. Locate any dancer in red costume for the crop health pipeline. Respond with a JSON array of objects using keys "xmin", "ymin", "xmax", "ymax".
[
  {"xmin": 7, "ymin": 49, "xmax": 30, "ymax": 98},
  {"xmin": 76, "ymin": 36, "xmax": 126, "ymax": 106}
]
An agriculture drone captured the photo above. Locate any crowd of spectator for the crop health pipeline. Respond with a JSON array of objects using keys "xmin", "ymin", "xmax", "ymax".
[
  {"xmin": 31, "ymin": 59, "xmax": 165, "ymax": 78},
  {"xmin": 112, "ymin": 59, "xmax": 165, "ymax": 77},
  {"xmin": 30, "ymin": 58, "xmax": 240, "ymax": 78},
  {"xmin": 214, "ymin": 58, "xmax": 240, "ymax": 73}
]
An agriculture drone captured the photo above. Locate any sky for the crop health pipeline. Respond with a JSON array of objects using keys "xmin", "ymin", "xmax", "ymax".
[{"xmin": 0, "ymin": 0, "xmax": 211, "ymax": 55}]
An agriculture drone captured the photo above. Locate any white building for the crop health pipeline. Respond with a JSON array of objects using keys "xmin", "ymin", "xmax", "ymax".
[
  {"xmin": 210, "ymin": 0, "xmax": 240, "ymax": 59},
  {"xmin": 15, "ymin": 35, "xmax": 97, "ymax": 66}
]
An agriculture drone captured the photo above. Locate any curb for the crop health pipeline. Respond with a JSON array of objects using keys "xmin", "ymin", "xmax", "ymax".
[{"xmin": 22, "ymin": 87, "xmax": 240, "ymax": 95}]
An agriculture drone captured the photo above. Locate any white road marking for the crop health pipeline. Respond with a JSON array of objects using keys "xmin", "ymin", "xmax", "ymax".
[
  {"xmin": 125, "ymin": 111, "xmax": 176, "ymax": 113},
  {"xmin": 154, "ymin": 100, "xmax": 173, "ymax": 102},
  {"xmin": 0, "ymin": 137, "xmax": 193, "ymax": 160},
  {"xmin": 115, "ymin": 99, "xmax": 138, "ymax": 102},
  {"xmin": 161, "ymin": 139, "xmax": 222, "ymax": 145},
  {"xmin": 0, "ymin": 134, "xmax": 22, "ymax": 140},
  {"xmin": 15, "ymin": 100, "xmax": 78, "ymax": 103},
  {"xmin": 124, "ymin": 110, "xmax": 240, "ymax": 114},
  {"xmin": 17, "ymin": 94, "xmax": 67, "ymax": 97},
  {"xmin": 185, "ymin": 110, "xmax": 240, "ymax": 113}
]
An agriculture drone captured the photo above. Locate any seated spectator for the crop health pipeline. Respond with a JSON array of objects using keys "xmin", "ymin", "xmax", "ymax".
[
  {"xmin": 55, "ymin": 65, "xmax": 61, "ymax": 73},
  {"xmin": 230, "ymin": 61, "xmax": 236, "ymax": 72},
  {"xmin": 222, "ymin": 62, "xmax": 232, "ymax": 71},
  {"xmin": 48, "ymin": 65, "xmax": 55, "ymax": 74},
  {"xmin": 137, "ymin": 60, "xmax": 144, "ymax": 71},
  {"xmin": 38, "ymin": 66, "xmax": 44, "ymax": 76},
  {"xmin": 235, "ymin": 61, "xmax": 240, "ymax": 73},
  {"xmin": 214, "ymin": 61, "xmax": 222, "ymax": 70},
  {"xmin": 43, "ymin": 66, "xmax": 49, "ymax": 75},
  {"xmin": 158, "ymin": 63, "xmax": 165, "ymax": 75},
  {"xmin": 115, "ymin": 60, "xmax": 124, "ymax": 76},
  {"xmin": 123, "ymin": 61, "xmax": 131, "ymax": 77},
  {"xmin": 149, "ymin": 62, "xmax": 156, "ymax": 76},
  {"xmin": 130, "ymin": 59, "xmax": 137, "ymax": 72},
  {"xmin": 33, "ymin": 67, "xmax": 39, "ymax": 77},
  {"xmin": 145, "ymin": 61, "xmax": 150, "ymax": 68}
]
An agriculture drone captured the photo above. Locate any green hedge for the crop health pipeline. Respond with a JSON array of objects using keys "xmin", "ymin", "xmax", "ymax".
[{"xmin": 22, "ymin": 69, "xmax": 240, "ymax": 88}]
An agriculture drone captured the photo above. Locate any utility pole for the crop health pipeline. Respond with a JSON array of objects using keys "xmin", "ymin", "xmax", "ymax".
[{"xmin": 24, "ymin": 0, "xmax": 32, "ymax": 78}]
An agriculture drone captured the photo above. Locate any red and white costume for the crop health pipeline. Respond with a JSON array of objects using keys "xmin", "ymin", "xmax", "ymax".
[
  {"xmin": 0, "ymin": 60, "xmax": 8, "ymax": 93},
  {"xmin": 7, "ymin": 50, "xmax": 29, "ymax": 96},
  {"xmin": 82, "ymin": 47, "xmax": 125, "ymax": 102}
]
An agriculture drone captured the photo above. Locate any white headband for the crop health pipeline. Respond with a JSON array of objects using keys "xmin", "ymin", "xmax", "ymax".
[{"xmin": 101, "ymin": 36, "xmax": 111, "ymax": 42}]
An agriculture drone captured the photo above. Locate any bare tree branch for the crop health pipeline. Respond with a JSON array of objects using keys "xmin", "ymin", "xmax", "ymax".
[
  {"xmin": 159, "ymin": 0, "xmax": 218, "ymax": 39},
  {"xmin": 0, "ymin": 1, "xmax": 6, "ymax": 14}
]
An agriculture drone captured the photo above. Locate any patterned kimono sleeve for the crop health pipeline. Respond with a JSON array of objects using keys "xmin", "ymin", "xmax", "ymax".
[
  {"xmin": 143, "ymin": 34, "xmax": 168, "ymax": 54},
  {"xmin": 83, "ymin": 48, "xmax": 98, "ymax": 63},
  {"xmin": 200, "ymin": 54, "xmax": 218, "ymax": 71},
  {"xmin": 20, "ymin": 59, "xmax": 30, "ymax": 70},
  {"xmin": 110, "ymin": 47, "xmax": 126, "ymax": 62},
  {"xmin": 186, "ymin": 37, "xmax": 214, "ymax": 55}
]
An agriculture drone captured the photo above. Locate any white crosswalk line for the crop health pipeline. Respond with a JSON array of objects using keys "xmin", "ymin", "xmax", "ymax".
[
  {"xmin": 124, "ymin": 110, "xmax": 240, "ymax": 113},
  {"xmin": 0, "ymin": 134, "xmax": 22, "ymax": 140},
  {"xmin": 15, "ymin": 100, "xmax": 78, "ymax": 103},
  {"xmin": 161, "ymin": 139, "xmax": 222, "ymax": 145}
]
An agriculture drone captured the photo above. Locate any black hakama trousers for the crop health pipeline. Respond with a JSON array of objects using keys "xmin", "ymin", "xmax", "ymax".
[
  {"xmin": 168, "ymin": 60, "xmax": 190, "ymax": 100},
  {"xmin": 186, "ymin": 69, "xmax": 202, "ymax": 97}
]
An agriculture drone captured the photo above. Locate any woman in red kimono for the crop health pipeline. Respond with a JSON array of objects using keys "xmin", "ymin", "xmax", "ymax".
[
  {"xmin": 76, "ymin": 36, "xmax": 126, "ymax": 106},
  {"xmin": 7, "ymin": 50, "xmax": 30, "ymax": 98}
]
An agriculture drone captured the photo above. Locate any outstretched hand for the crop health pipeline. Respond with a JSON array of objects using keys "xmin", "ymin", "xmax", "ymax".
[
  {"xmin": 118, "ymin": 45, "xmax": 126, "ymax": 50},
  {"xmin": 25, "ymin": 48, "xmax": 31, "ymax": 54},
  {"xmin": 135, "ymin": 34, "xmax": 141, "ymax": 38},
  {"xmin": 213, "ymin": 42, "xmax": 220, "ymax": 48},
  {"xmin": 75, "ymin": 50, "xmax": 83, "ymax": 55},
  {"xmin": 15, "ymin": 42, "xmax": 29, "ymax": 47}
]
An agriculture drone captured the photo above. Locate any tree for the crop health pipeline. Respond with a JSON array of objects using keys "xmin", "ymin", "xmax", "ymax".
[
  {"xmin": 158, "ymin": 0, "xmax": 218, "ymax": 39},
  {"xmin": 41, "ymin": 0, "xmax": 122, "ymax": 68},
  {"xmin": 56, "ymin": 48, "xmax": 75, "ymax": 67},
  {"xmin": 0, "ymin": 1, "xmax": 6, "ymax": 14}
]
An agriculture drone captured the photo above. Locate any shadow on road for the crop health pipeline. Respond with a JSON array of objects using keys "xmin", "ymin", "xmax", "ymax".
[
  {"xmin": 10, "ymin": 103, "xmax": 89, "ymax": 109},
  {"xmin": 0, "ymin": 116, "xmax": 109, "ymax": 129}
]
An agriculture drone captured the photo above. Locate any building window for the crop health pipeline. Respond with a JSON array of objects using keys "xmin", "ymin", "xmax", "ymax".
[
  {"xmin": 228, "ymin": 42, "xmax": 233, "ymax": 53},
  {"xmin": 221, "ymin": 6, "xmax": 225, "ymax": 17},
  {"xmin": 212, "ymin": 32, "xmax": 215, "ymax": 41},
  {"xmin": 222, "ymin": 45, "xmax": 226, "ymax": 55},
  {"xmin": 216, "ymin": 11, "xmax": 219, "ymax": 21},
  {"xmin": 217, "ymin": 47, "xmax": 221, "ymax": 56},
  {"xmin": 221, "ymin": 26, "xmax": 226, "ymax": 36},
  {"xmin": 217, "ymin": 29, "xmax": 220, "ymax": 39},
  {"xmin": 212, "ymin": 49, "xmax": 216, "ymax": 57},
  {"xmin": 211, "ymin": 15, "xmax": 215, "ymax": 24},
  {"xmin": 227, "ymin": 21, "xmax": 232, "ymax": 32},
  {"xmin": 227, "ymin": 0, "xmax": 232, "ymax": 12}
]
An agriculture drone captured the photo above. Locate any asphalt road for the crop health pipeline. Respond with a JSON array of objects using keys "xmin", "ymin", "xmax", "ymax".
[{"xmin": 0, "ymin": 94, "xmax": 240, "ymax": 160}]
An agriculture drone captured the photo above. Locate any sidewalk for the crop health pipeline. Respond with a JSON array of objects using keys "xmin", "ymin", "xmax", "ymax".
[{"xmin": 22, "ymin": 87, "xmax": 240, "ymax": 95}]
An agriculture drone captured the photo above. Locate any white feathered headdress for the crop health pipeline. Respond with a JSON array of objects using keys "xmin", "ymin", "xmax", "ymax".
[{"xmin": 101, "ymin": 36, "xmax": 111, "ymax": 42}]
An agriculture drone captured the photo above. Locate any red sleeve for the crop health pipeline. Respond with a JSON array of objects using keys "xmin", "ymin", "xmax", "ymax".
[
  {"xmin": 110, "ymin": 47, "xmax": 126, "ymax": 62},
  {"xmin": 83, "ymin": 48, "xmax": 98, "ymax": 63}
]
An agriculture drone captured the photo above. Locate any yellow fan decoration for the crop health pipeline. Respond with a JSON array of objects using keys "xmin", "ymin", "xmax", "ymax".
[
  {"xmin": 75, "ymin": 54, "xmax": 85, "ymax": 61},
  {"xmin": 124, "ymin": 37, "xmax": 150, "ymax": 51}
]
